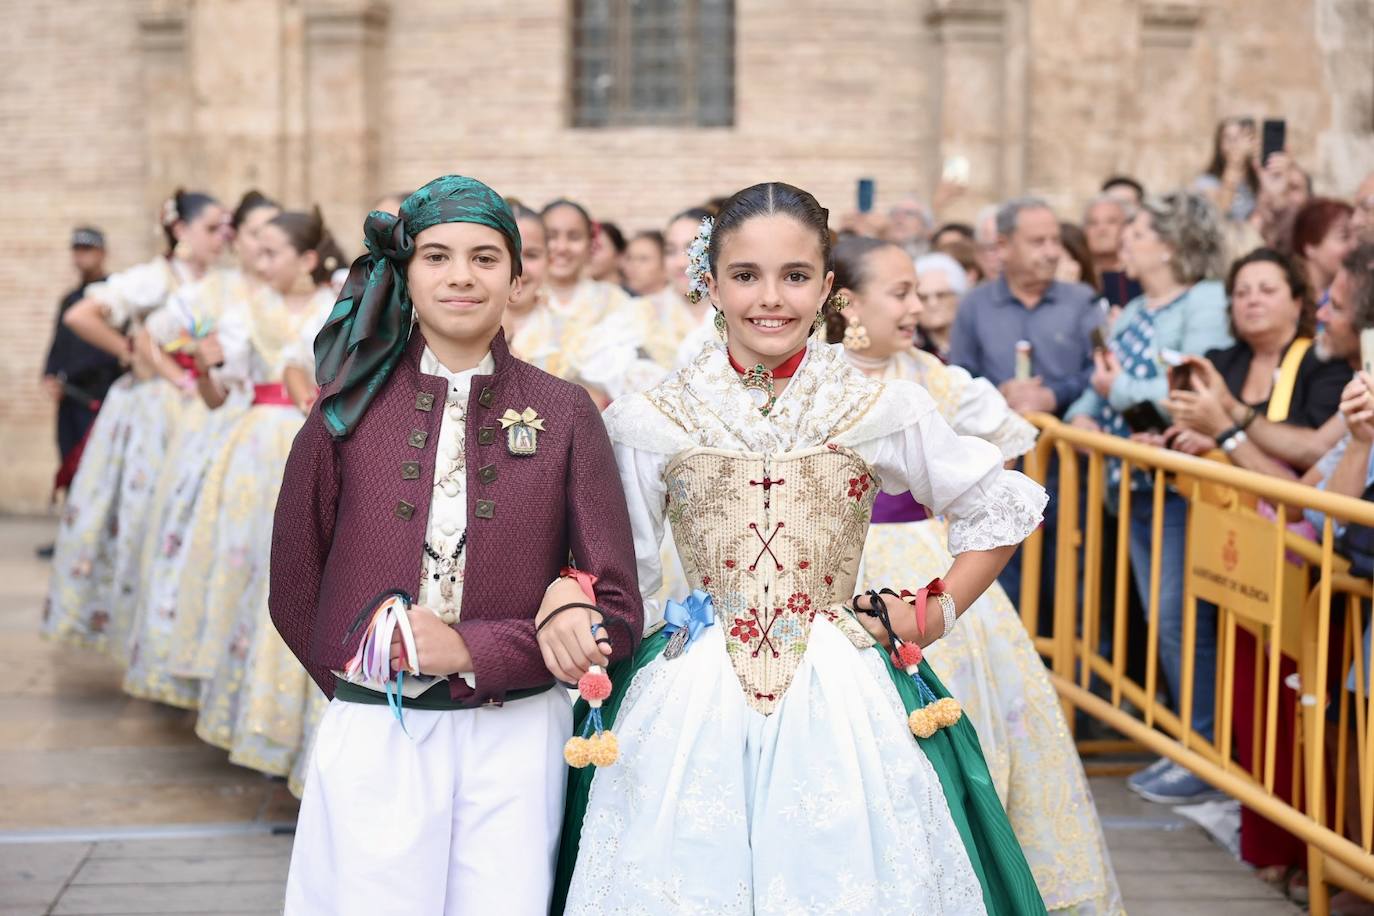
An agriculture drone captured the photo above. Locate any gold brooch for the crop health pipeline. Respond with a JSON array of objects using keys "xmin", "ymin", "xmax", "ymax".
[{"xmin": 499, "ymin": 407, "xmax": 545, "ymax": 456}]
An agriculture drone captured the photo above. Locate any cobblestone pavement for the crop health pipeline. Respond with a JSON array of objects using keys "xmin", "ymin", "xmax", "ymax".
[{"xmin": 2, "ymin": 517, "xmax": 1300, "ymax": 915}]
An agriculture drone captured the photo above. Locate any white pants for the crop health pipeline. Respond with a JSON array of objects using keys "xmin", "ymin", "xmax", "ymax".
[{"xmin": 285, "ymin": 689, "xmax": 572, "ymax": 915}]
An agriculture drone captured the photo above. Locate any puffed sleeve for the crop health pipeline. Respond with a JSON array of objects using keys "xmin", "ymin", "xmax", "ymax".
[
  {"xmin": 83, "ymin": 260, "xmax": 173, "ymax": 328},
  {"xmin": 865, "ymin": 409, "xmax": 1048, "ymax": 556},
  {"xmin": 612, "ymin": 440, "xmax": 671, "ymax": 630},
  {"xmin": 212, "ymin": 303, "xmax": 254, "ymax": 387},
  {"xmin": 943, "ymin": 364, "xmax": 1039, "ymax": 461},
  {"xmin": 268, "ymin": 405, "xmax": 342, "ymax": 696}
]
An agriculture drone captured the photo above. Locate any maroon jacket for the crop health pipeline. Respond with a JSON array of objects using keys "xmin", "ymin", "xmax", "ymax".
[{"xmin": 269, "ymin": 328, "xmax": 642, "ymax": 703}]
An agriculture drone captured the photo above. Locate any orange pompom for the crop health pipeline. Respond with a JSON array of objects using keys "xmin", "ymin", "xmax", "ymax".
[
  {"xmin": 564, "ymin": 736, "xmax": 593, "ymax": 768},
  {"xmin": 908, "ymin": 708, "xmax": 937, "ymax": 739},
  {"xmin": 578, "ymin": 669, "xmax": 613, "ymax": 702},
  {"xmin": 589, "ymin": 730, "xmax": 620, "ymax": 767},
  {"xmin": 895, "ymin": 642, "xmax": 923, "ymax": 669}
]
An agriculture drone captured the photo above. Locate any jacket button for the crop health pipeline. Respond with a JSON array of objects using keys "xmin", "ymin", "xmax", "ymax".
[
  {"xmin": 478, "ymin": 387, "xmax": 494, "ymax": 408},
  {"xmin": 477, "ymin": 427, "xmax": 495, "ymax": 446},
  {"xmin": 479, "ymin": 464, "xmax": 497, "ymax": 484},
  {"xmin": 394, "ymin": 500, "xmax": 415, "ymax": 521},
  {"xmin": 414, "ymin": 392, "xmax": 435, "ymax": 412},
  {"xmin": 408, "ymin": 429, "xmax": 428, "ymax": 448},
  {"xmin": 475, "ymin": 499, "xmax": 495, "ymax": 519},
  {"xmin": 401, "ymin": 461, "xmax": 420, "ymax": 480}
]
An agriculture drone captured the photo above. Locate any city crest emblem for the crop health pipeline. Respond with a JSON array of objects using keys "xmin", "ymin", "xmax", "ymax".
[{"xmin": 499, "ymin": 407, "xmax": 545, "ymax": 456}]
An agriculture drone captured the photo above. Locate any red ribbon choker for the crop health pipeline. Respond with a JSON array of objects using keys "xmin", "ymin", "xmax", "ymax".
[{"xmin": 727, "ymin": 347, "xmax": 807, "ymax": 379}]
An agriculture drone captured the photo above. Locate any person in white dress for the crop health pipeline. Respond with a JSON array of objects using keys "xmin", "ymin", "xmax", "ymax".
[
  {"xmin": 554, "ymin": 183, "xmax": 1050, "ymax": 915},
  {"xmin": 829, "ymin": 234, "xmax": 1123, "ymax": 914},
  {"xmin": 43, "ymin": 190, "xmax": 228, "ymax": 658}
]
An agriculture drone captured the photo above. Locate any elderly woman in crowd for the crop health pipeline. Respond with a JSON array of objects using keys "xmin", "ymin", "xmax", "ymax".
[
  {"xmin": 1164, "ymin": 247, "xmax": 1350, "ymax": 478},
  {"xmin": 913, "ymin": 250, "xmax": 968, "ymax": 361},
  {"xmin": 1065, "ymin": 190, "xmax": 1233, "ymax": 804}
]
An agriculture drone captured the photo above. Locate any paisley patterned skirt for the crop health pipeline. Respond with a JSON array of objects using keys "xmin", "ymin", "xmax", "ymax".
[
  {"xmin": 860, "ymin": 518, "xmax": 1123, "ymax": 915},
  {"xmin": 555, "ymin": 619, "xmax": 1045, "ymax": 915},
  {"xmin": 123, "ymin": 396, "xmax": 247, "ymax": 708},
  {"xmin": 43, "ymin": 377, "xmax": 184, "ymax": 657},
  {"xmin": 186, "ymin": 403, "xmax": 312, "ymax": 777}
]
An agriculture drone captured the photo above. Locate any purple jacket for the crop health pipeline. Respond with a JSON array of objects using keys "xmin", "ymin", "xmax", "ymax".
[{"xmin": 269, "ymin": 328, "xmax": 642, "ymax": 703}]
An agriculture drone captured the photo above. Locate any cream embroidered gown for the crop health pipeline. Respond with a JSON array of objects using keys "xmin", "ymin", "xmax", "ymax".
[
  {"xmin": 43, "ymin": 258, "xmax": 194, "ymax": 656},
  {"xmin": 123, "ymin": 269, "xmax": 255, "ymax": 707},
  {"xmin": 856, "ymin": 348, "xmax": 1123, "ymax": 915},
  {"xmin": 182, "ymin": 285, "xmax": 333, "ymax": 776},
  {"xmin": 507, "ymin": 278, "xmax": 665, "ymax": 399},
  {"xmin": 558, "ymin": 338, "xmax": 1049, "ymax": 915}
]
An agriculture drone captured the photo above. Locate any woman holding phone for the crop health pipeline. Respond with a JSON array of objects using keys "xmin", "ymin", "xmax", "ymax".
[{"xmin": 1063, "ymin": 191, "xmax": 1233, "ymax": 805}]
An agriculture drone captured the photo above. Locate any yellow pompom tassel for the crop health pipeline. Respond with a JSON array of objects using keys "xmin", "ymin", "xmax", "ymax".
[
  {"xmin": 932, "ymin": 697, "xmax": 963, "ymax": 727},
  {"xmin": 908, "ymin": 708, "xmax": 937, "ymax": 739},
  {"xmin": 589, "ymin": 730, "xmax": 620, "ymax": 767},
  {"xmin": 564, "ymin": 736, "xmax": 593, "ymax": 768}
]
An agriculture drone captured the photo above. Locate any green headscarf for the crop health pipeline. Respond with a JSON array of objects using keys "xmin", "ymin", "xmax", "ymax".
[{"xmin": 314, "ymin": 175, "xmax": 523, "ymax": 438}]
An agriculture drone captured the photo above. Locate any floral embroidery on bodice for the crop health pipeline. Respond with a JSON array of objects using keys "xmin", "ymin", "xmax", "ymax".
[{"xmin": 665, "ymin": 445, "xmax": 878, "ymax": 714}]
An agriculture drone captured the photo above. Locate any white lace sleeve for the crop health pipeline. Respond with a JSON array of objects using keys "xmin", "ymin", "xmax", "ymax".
[
  {"xmin": 212, "ymin": 303, "xmax": 254, "ymax": 387},
  {"xmin": 861, "ymin": 408, "xmax": 1047, "ymax": 555},
  {"xmin": 84, "ymin": 259, "xmax": 171, "ymax": 327},
  {"xmin": 946, "ymin": 366, "xmax": 1039, "ymax": 461},
  {"xmin": 613, "ymin": 440, "xmax": 670, "ymax": 632}
]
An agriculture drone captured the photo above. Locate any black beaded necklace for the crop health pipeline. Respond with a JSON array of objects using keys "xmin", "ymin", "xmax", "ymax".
[{"xmin": 423, "ymin": 530, "xmax": 469, "ymax": 583}]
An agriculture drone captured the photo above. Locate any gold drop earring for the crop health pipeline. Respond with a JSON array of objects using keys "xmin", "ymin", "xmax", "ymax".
[{"xmin": 714, "ymin": 308, "xmax": 727, "ymax": 341}]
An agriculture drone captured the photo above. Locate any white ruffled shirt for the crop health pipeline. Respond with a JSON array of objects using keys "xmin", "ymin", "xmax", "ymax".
[{"xmin": 604, "ymin": 338, "xmax": 1048, "ymax": 619}]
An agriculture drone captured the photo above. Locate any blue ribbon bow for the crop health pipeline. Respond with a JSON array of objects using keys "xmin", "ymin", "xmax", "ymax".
[{"xmin": 663, "ymin": 589, "xmax": 715, "ymax": 652}]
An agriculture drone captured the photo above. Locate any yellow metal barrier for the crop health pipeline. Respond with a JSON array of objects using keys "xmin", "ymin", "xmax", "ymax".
[{"xmin": 1021, "ymin": 415, "xmax": 1374, "ymax": 915}]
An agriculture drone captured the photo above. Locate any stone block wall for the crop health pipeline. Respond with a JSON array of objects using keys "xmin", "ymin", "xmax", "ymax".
[{"xmin": 0, "ymin": 0, "xmax": 1370, "ymax": 512}]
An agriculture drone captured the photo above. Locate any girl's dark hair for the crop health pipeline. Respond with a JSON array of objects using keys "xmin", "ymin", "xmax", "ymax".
[
  {"xmin": 824, "ymin": 235, "xmax": 901, "ymax": 344},
  {"xmin": 597, "ymin": 221, "xmax": 627, "ymax": 254},
  {"xmin": 931, "ymin": 222, "xmax": 975, "ymax": 245},
  {"xmin": 541, "ymin": 198, "xmax": 593, "ymax": 234},
  {"xmin": 506, "ymin": 198, "xmax": 540, "ymax": 222},
  {"xmin": 1225, "ymin": 246, "xmax": 1315, "ymax": 338},
  {"xmin": 161, "ymin": 188, "xmax": 220, "ymax": 253},
  {"xmin": 231, "ymin": 189, "xmax": 279, "ymax": 229},
  {"xmin": 269, "ymin": 206, "xmax": 339, "ymax": 286},
  {"xmin": 1205, "ymin": 117, "xmax": 1259, "ymax": 194},
  {"xmin": 631, "ymin": 230, "xmax": 666, "ymax": 256},
  {"xmin": 670, "ymin": 206, "xmax": 714, "ymax": 227},
  {"xmin": 1059, "ymin": 221, "xmax": 1100, "ymax": 292},
  {"xmin": 707, "ymin": 182, "xmax": 832, "ymax": 276}
]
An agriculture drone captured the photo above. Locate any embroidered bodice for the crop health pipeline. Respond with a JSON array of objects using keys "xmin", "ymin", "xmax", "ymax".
[
  {"xmin": 605, "ymin": 336, "xmax": 1048, "ymax": 715},
  {"xmin": 665, "ymin": 445, "xmax": 879, "ymax": 713}
]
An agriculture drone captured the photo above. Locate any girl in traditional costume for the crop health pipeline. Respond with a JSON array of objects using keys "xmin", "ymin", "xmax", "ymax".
[
  {"xmin": 270, "ymin": 177, "xmax": 642, "ymax": 914},
  {"xmin": 182, "ymin": 208, "xmax": 338, "ymax": 776},
  {"xmin": 508, "ymin": 198, "xmax": 661, "ymax": 402},
  {"xmin": 123, "ymin": 191, "xmax": 281, "ymax": 707},
  {"xmin": 43, "ymin": 190, "xmax": 227, "ymax": 656},
  {"xmin": 831, "ymin": 235, "xmax": 1123, "ymax": 914},
  {"xmin": 555, "ymin": 183, "xmax": 1049, "ymax": 914}
]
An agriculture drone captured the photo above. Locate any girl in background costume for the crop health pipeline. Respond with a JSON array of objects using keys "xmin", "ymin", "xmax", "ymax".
[
  {"xmin": 270, "ymin": 176, "xmax": 641, "ymax": 914},
  {"xmin": 831, "ymin": 235, "xmax": 1123, "ymax": 914},
  {"xmin": 43, "ymin": 190, "xmax": 227, "ymax": 656},
  {"xmin": 508, "ymin": 198, "xmax": 662, "ymax": 402},
  {"xmin": 556, "ymin": 183, "xmax": 1048, "ymax": 914},
  {"xmin": 123, "ymin": 190, "xmax": 281, "ymax": 707},
  {"xmin": 184, "ymin": 208, "xmax": 337, "ymax": 777}
]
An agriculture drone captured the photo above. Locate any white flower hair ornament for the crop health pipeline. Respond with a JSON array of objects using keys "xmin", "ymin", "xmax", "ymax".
[
  {"xmin": 160, "ymin": 196, "xmax": 180, "ymax": 228},
  {"xmin": 685, "ymin": 217, "xmax": 713, "ymax": 304}
]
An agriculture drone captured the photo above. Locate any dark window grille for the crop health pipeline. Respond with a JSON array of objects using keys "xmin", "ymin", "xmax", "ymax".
[{"xmin": 572, "ymin": 0, "xmax": 734, "ymax": 128}]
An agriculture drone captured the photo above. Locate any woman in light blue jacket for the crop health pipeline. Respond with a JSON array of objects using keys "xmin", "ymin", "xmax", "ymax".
[{"xmin": 1065, "ymin": 190, "xmax": 1232, "ymax": 805}]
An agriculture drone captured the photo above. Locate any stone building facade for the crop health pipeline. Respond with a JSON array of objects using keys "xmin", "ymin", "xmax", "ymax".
[{"xmin": 2, "ymin": 0, "xmax": 1371, "ymax": 511}]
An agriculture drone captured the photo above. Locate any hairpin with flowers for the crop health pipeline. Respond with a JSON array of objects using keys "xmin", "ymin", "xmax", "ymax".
[{"xmin": 685, "ymin": 217, "xmax": 713, "ymax": 304}]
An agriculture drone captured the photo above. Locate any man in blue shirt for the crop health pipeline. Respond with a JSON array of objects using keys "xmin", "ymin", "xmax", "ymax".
[{"xmin": 949, "ymin": 197, "xmax": 1104, "ymax": 417}]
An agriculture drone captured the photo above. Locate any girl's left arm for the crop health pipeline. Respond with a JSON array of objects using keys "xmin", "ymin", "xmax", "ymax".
[{"xmin": 865, "ymin": 398, "xmax": 1047, "ymax": 644}]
